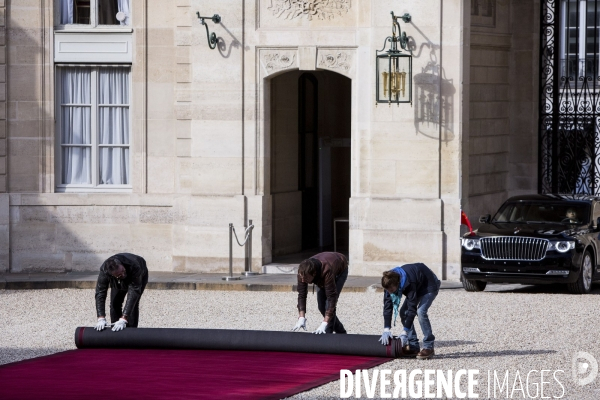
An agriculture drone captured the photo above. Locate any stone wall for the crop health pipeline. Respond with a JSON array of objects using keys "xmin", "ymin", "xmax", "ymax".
[
  {"xmin": 468, "ymin": 0, "xmax": 512, "ymax": 221},
  {"xmin": 347, "ymin": 0, "xmax": 465, "ymax": 278},
  {"xmin": 7, "ymin": 0, "xmax": 46, "ymax": 192},
  {"xmin": 2, "ymin": 1, "xmax": 469, "ymax": 277},
  {"xmin": 467, "ymin": 0, "xmax": 539, "ymax": 225},
  {"xmin": 0, "ymin": 193, "xmax": 7, "ymax": 271},
  {"xmin": 0, "ymin": 1, "xmax": 6, "ymax": 271},
  {"xmin": 0, "ymin": 0, "xmax": 5, "ymax": 194},
  {"xmin": 508, "ymin": 0, "xmax": 539, "ymax": 200}
]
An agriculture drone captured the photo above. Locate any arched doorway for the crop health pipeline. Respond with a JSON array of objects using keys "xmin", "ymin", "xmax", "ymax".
[{"xmin": 270, "ymin": 70, "xmax": 351, "ymax": 261}]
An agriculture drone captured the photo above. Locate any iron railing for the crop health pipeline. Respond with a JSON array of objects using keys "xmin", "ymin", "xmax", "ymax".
[{"xmin": 539, "ymin": 0, "xmax": 600, "ymax": 194}]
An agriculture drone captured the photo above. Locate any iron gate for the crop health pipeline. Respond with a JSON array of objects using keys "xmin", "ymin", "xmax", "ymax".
[{"xmin": 540, "ymin": 0, "xmax": 600, "ymax": 194}]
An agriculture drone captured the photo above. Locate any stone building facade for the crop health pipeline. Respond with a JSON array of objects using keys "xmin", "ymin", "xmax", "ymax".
[{"xmin": 0, "ymin": 0, "xmax": 540, "ymax": 278}]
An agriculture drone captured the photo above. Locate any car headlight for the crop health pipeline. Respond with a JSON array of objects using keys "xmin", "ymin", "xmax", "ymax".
[
  {"xmin": 547, "ymin": 241, "xmax": 575, "ymax": 253},
  {"xmin": 461, "ymin": 237, "xmax": 480, "ymax": 251}
]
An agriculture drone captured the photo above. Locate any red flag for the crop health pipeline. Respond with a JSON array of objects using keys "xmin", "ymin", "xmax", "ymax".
[{"xmin": 461, "ymin": 210, "xmax": 473, "ymax": 234}]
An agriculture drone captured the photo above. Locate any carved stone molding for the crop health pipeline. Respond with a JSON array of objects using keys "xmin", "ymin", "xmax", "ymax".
[
  {"xmin": 260, "ymin": 49, "xmax": 298, "ymax": 76},
  {"xmin": 267, "ymin": 0, "xmax": 351, "ymax": 21},
  {"xmin": 316, "ymin": 49, "xmax": 354, "ymax": 77}
]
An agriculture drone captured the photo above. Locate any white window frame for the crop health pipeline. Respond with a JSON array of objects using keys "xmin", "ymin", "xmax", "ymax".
[
  {"xmin": 55, "ymin": 65, "xmax": 132, "ymax": 193},
  {"xmin": 560, "ymin": 0, "xmax": 599, "ymax": 78},
  {"xmin": 54, "ymin": 0, "xmax": 133, "ymax": 32}
]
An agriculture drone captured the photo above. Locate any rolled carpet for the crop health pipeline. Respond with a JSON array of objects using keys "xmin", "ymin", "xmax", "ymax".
[{"xmin": 75, "ymin": 327, "xmax": 407, "ymax": 358}]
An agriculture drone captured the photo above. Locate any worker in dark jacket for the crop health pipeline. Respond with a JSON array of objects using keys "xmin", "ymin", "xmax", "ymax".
[
  {"xmin": 94, "ymin": 253, "xmax": 149, "ymax": 332},
  {"xmin": 379, "ymin": 263, "xmax": 440, "ymax": 360},
  {"xmin": 292, "ymin": 252, "xmax": 348, "ymax": 334}
]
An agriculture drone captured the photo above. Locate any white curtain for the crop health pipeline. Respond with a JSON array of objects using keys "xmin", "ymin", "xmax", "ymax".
[
  {"xmin": 60, "ymin": 0, "xmax": 74, "ymax": 24},
  {"xmin": 61, "ymin": 0, "xmax": 129, "ymax": 25},
  {"xmin": 61, "ymin": 67, "xmax": 91, "ymax": 184},
  {"xmin": 99, "ymin": 67, "xmax": 129, "ymax": 185},
  {"xmin": 117, "ymin": 0, "xmax": 130, "ymax": 26}
]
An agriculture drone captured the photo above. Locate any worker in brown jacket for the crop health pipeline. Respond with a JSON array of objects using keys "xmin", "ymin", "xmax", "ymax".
[{"xmin": 292, "ymin": 252, "xmax": 349, "ymax": 334}]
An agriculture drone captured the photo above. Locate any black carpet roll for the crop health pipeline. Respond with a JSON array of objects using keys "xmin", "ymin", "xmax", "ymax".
[{"xmin": 75, "ymin": 327, "xmax": 404, "ymax": 358}]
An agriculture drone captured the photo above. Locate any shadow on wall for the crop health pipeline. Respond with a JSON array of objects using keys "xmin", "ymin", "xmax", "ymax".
[
  {"xmin": 407, "ymin": 27, "xmax": 456, "ymax": 143},
  {"xmin": 215, "ymin": 22, "xmax": 250, "ymax": 58}
]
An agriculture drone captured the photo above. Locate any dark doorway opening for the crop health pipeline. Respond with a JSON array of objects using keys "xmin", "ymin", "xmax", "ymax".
[
  {"xmin": 270, "ymin": 70, "xmax": 351, "ymax": 265},
  {"xmin": 299, "ymin": 73, "xmax": 319, "ymax": 250}
]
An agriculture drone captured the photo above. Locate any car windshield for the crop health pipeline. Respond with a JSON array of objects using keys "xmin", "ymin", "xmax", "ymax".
[{"xmin": 492, "ymin": 202, "xmax": 590, "ymax": 225}]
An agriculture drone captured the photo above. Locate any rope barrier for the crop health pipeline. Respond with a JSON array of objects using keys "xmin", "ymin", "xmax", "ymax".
[
  {"xmin": 232, "ymin": 224, "xmax": 254, "ymax": 247},
  {"xmin": 223, "ymin": 220, "xmax": 256, "ymax": 281}
]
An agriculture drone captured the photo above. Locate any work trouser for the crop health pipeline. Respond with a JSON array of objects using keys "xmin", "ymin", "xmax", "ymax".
[
  {"xmin": 110, "ymin": 272, "xmax": 148, "ymax": 328},
  {"xmin": 316, "ymin": 268, "xmax": 349, "ymax": 334},
  {"xmin": 400, "ymin": 280, "xmax": 441, "ymax": 350}
]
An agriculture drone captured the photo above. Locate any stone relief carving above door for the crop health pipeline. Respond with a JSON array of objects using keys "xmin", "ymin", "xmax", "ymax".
[
  {"xmin": 316, "ymin": 49, "xmax": 355, "ymax": 78},
  {"xmin": 267, "ymin": 0, "xmax": 351, "ymax": 20},
  {"xmin": 258, "ymin": 48, "xmax": 356, "ymax": 79},
  {"xmin": 260, "ymin": 49, "xmax": 298, "ymax": 77}
]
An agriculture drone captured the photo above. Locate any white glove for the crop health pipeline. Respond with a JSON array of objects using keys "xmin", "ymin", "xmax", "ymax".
[
  {"xmin": 398, "ymin": 330, "xmax": 408, "ymax": 346},
  {"xmin": 94, "ymin": 318, "xmax": 107, "ymax": 331},
  {"xmin": 379, "ymin": 328, "xmax": 393, "ymax": 345},
  {"xmin": 292, "ymin": 317, "xmax": 307, "ymax": 332},
  {"xmin": 112, "ymin": 318, "xmax": 127, "ymax": 332},
  {"xmin": 314, "ymin": 321, "xmax": 329, "ymax": 334}
]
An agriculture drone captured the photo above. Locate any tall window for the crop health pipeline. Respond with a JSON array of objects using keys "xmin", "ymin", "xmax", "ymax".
[
  {"xmin": 560, "ymin": 0, "xmax": 600, "ymax": 81},
  {"xmin": 58, "ymin": 0, "xmax": 130, "ymax": 26},
  {"xmin": 57, "ymin": 66, "xmax": 130, "ymax": 190}
]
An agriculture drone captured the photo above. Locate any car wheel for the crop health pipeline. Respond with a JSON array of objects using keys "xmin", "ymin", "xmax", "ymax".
[
  {"xmin": 568, "ymin": 251, "xmax": 593, "ymax": 294},
  {"xmin": 461, "ymin": 273, "xmax": 487, "ymax": 292}
]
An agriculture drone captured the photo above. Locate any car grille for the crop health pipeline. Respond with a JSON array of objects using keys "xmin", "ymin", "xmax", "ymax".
[{"xmin": 479, "ymin": 237, "xmax": 548, "ymax": 261}]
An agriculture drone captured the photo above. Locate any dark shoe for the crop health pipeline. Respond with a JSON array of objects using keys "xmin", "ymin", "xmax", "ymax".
[
  {"xmin": 416, "ymin": 348, "xmax": 435, "ymax": 360},
  {"xmin": 333, "ymin": 319, "xmax": 346, "ymax": 334},
  {"xmin": 334, "ymin": 330, "xmax": 347, "ymax": 334},
  {"xmin": 400, "ymin": 345, "xmax": 420, "ymax": 358}
]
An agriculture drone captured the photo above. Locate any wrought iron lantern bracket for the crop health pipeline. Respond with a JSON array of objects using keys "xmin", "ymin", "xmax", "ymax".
[
  {"xmin": 392, "ymin": 11, "xmax": 411, "ymax": 52},
  {"xmin": 376, "ymin": 11, "xmax": 413, "ymax": 106},
  {"xmin": 196, "ymin": 13, "xmax": 221, "ymax": 50}
]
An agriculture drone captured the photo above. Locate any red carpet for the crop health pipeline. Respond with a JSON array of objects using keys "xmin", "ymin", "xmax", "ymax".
[{"xmin": 0, "ymin": 349, "xmax": 390, "ymax": 399}]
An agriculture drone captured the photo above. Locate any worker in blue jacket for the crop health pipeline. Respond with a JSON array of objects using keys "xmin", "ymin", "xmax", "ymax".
[{"xmin": 378, "ymin": 263, "xmax": 441, "ymax": 360}]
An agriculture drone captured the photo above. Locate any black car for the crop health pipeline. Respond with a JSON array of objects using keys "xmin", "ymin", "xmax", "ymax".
[{"xmin": 461, "ymin": 194, "xmax": 600, "ymax": 294}]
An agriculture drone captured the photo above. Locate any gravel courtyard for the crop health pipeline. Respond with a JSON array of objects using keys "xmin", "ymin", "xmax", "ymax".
[{"xmin": 1, "ymin": 284, "xmax": 600, "ymax": 399}]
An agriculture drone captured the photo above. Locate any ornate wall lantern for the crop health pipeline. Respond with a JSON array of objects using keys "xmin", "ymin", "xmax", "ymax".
[
  {"xmin": 196, "ymin": 13, "xmax": 221, "ymax": 49},
  {"xmin": 376, "ymin": 12, "xmax": 412, "ymax": 106}
]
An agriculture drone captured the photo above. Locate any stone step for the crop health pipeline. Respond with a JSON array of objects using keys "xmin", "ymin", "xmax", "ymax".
[{"xmin": 262, "ymin": 263, "xmax": 299, "ymax": 274}]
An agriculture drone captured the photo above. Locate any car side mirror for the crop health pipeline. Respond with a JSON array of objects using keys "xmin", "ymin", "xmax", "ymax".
[{"xmin": 479, "ymin": 214, "xmax": 491, "ymax": 224}]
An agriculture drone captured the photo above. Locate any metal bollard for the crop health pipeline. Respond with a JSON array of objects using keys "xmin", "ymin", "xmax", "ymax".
[
  {"xmin": 242, "ymin": 219, "xmax": 258, "ymax": 276},
  {"xmin": 223, "ymin": 223, "xmax": 241, "ymax": 281}
]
